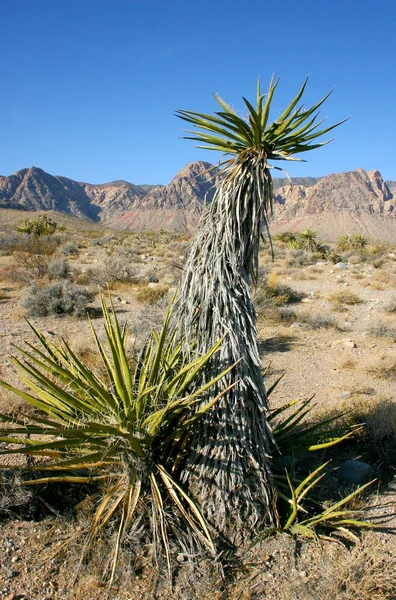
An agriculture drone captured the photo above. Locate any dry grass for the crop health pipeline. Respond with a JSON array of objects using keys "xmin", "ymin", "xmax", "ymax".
[
  {"xmin": 385, "ymin": 296, "xmax": 396, "ymax": 314},
  {"xmin": 313, "ymin": 532, "xmax": 396, "ymax": 600},
  {"xmin": 368, "ymin": 360, "xmax": 396, "ymax": 380},
  {"xmin": 343, "ymin": 395, "xmax": 396, "ymax": 470},
  {"xmin": 136, "ymin": 284, "xmax": 169, "ymax": 304},
  {"xmin": 328, "ymin": 290, "xmax": 363, "ymax": 307},
  {"xmin": 298, "ymin": 310, "xmax": 338, "ymax": 329},
  {"xmin": 368, "ymin": 319, "xmax": 396, "ymax": 339},
  {"xmin": 340, "ymin": 358, "xmax": 357, "ymax": 370},
  {"xmin": 370, "ymin": 268, "xmax": 396, "ymax": 290}
]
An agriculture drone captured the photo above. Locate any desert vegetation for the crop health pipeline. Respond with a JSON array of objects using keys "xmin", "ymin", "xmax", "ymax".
[{"xmin": 0, "ymin": 81, "xmax": 395, "ymax": 599}]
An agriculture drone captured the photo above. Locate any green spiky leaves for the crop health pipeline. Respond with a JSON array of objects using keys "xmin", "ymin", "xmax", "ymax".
[
  {"xmin": 0, "ymin": 297, "xmax": 236, "ymax": 585},
  {"xmin": 176, "ymin": 76, "xmax": 347, "ymax": 162}
]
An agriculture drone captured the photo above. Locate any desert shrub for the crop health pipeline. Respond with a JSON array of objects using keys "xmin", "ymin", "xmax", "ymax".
[
  {"xmin": 11, "ymin": 236, "xmax": 60, "ymax": 281},
  {"xmin": 0, "ymin": 470, "xmax": 33, "ymax": 515},
  {"xmin": 344, "ymin": 396, "xmax": 396, "ymax": 471},
  {"xmin": 368, "ymin": 361, "xmax": 396, "ymax": 381},
  {"xmin": 347, "ymin": 254, "xmax": 363, "ymax": 265},
  {"xmin": 12, "ymin": 252, "xmax": 51, "ymax": 280},
  {"xmin": 136, "ymin": 285, "xmax": 169, "ymax": 305},
  {"xmin": 385, "ymin": 296, "xmax": 396, "ymax": 314},
  {"xmin": 22, "ymin": 281, "xmax": 94, "ymax": 317},
  {"xmin": 59, "ymin": 241, "xmax": 79, "ymax": 256},
  {"xmin": 327, "ymin": 250, "xmax": 343, "ymax": 264},
  {"xmin": 298, "ymin": 311, "xmax": 337, "ymax": 329},
  {"xmin": 47, "ymin": 258, "xmax": 71, "ymax": 280},
  {"xmin": 253, "ymin": 282, "xmax": 304, "ymax": 322},
  {"xmin": 370, "ymin": 269, "xmax": 396, "ymax": 290},
  {"xmin": 368, "ymin": 320, "xmax": 396, "ymax": 339},
  {"xmin": 131, "ymin": 299, "xmax": 168, "ymax": 346},
  {"xmin": 277, "ymin": 306, "xmax": 298, "ymax": 323},
  {"xmin": 284, "ymin": 248, "xmax": 313, "ymax": 267},
  {"xmin": 328, "ymin": 290, "xmax": 362, "ymax": 307},
  {"xmin": 256, "ymin": 282, "xmax": 304, "ymax": 306},
  {"xmin": 0, "ymin": 232, "xmax": 22, "ymax": 255},
  {"xmin": 87, "ymin": 247, "xmax": 141, "ymax": 286}
]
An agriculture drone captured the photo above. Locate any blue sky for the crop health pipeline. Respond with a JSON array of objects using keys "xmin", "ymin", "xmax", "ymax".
[{"xmin": 1, "ymin": 0, "xmax": 395, "ymax": 184}]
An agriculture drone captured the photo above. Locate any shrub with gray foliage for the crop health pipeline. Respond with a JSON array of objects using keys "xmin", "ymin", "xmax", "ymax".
[
  {"xmin": 23, "ymin": 281, "xmax": 94, "ymax": 317},
  {"xmin": 47, "ymin": 259, "xmax": 71, "ymax": 280}
]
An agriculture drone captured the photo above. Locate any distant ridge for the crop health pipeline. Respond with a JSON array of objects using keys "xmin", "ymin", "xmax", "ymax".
[{"xmin": 0, "ymin": 163, "xmax": 395, "ymax": 241}]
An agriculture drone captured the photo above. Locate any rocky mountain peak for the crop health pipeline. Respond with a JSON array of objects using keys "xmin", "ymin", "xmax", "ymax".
[{"xmin": 0, "ymin": 163, "xmax": 395, "ymax": 239}]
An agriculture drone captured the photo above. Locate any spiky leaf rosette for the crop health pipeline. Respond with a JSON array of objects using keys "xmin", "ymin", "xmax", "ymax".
[
  {"xmin": 0, "ymin": 297, "xmax": 235, "ymax": 588},
  {"xmin": 173, "ymin": 78, "xmax": 344, "ymax": 532}
]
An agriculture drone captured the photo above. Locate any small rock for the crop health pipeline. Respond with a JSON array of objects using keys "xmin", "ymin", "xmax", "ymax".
[
  {"xmin": 343, "ymin": 340, "xmax": 357, "ymax": 348},
  {"xmin": 148, "ymin": 282, "xmax": 158, "ymax": 288},
  {"xmin": 334, "ymin": 262, "xmax": 348, "ymax": 270},
  {"xmin": 338, "ymin": 460, "xmax": 373, "ymax": 486},
  {"xmin": 7, "ymin": 570, "xmax": 19, "ymax": 578},
  {"xmin": 147, "ymin": 275, "xmax": 159, "ymax": 283},
  {"xmin": 11, "ymin": 556, "xmax": 20, "ymax": 563},
  {"xmin": 301, "ymin": 298, "xmax": 311, "ymax": 303},
  {"xmin": 114, "ymin": 297, "xmax": 121, "ymax": 303},
  {"xmin": 290, "ymin": 322, "xmax": 302, "ymax": 328},
  {"xmin": 337, "ymin": 391, "xmax": 352, "ymax": 399},
  {"xmin": 387, "ymin": 253, "xmax": 396, "ymax": 260}
]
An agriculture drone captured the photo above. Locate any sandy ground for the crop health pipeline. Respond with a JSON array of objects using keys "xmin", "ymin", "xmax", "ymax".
[{"xmin": 0, "ymin": 235, "xmax": 395, "ymax": 599}]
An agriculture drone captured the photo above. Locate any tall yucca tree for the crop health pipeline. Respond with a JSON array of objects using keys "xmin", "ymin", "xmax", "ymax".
[{"xmin": 174, "ymin": 77, "xmax": 345, "ymax": 531}]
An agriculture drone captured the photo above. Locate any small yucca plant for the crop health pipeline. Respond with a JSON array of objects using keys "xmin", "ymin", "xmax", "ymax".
[
  {"xmin": 265, "ymin": 374, "xmax": 377, "ymax": 543},
  {"xmin": 0, "ymin": 298, "xmax": 235, "ymax": 587}
]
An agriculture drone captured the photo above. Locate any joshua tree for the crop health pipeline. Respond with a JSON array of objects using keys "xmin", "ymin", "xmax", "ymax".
[
  {"xmin": 174, "ymin": 77, "xmax": 345, "ymax": 531},
  {"xmin": 17, "ymin": 213, "xmax": 58, "ymax": 237}
]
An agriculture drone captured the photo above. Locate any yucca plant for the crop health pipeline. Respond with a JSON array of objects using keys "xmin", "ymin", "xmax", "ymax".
[
  {"xmin": 273, "ymin": 231, "xmax": 298, "ymax": 244},
  {"xmin": 260, "ymin": 373, "xmax": 377, "ymax": 543},
  {"xmin": 0, "ymin": 298, "xmax": 235, "ymax": 587},
  {"xmin": 337, "ymin": 233, "xmax": 369, "ymax": 253},
  {"xmin": 296, "ymin": 229, "xmax": 321, "ymax": 253},
  {"xmin": 174, "ymin": 77, "xmax": 346, "ymax": 529}
]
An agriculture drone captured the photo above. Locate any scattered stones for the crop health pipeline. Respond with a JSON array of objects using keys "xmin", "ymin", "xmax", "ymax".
[
  {"xmin": 338, "ymin": 460, "xmax": 373, "ymax": 486},
  {"xmin": 333, "ymin": 262, "xmax": 348, "ymax": 270}
]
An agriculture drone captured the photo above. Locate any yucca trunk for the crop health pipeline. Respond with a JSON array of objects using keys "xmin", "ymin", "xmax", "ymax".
[{"xmin": 174, "ymin": 156, "xmax": 275, "ymax": 530}]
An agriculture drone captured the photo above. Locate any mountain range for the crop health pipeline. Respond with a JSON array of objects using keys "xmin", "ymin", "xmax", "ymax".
[{"xmin": 1, "ymin": 163, "xmax": 395, "ymax": 242}]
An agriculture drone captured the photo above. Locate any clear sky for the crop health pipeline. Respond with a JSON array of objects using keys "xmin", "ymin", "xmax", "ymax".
[{"xmin": 1, "ymin": 0, "xmax": 395, "ymax": 185}]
